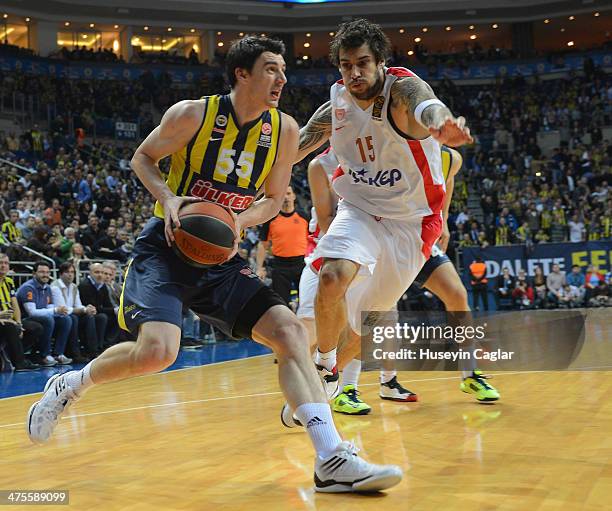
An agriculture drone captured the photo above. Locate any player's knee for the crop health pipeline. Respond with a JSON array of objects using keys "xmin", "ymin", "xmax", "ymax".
[
  {"xmin": 133, "ymin": 335, "xmax": 178, "ymax": 373},
  {"xmin": 445, "ymin": 285, "xmax": 469, "ymax": 310},
  {"xmin": 319, "ymin": 264, "xmax": 351, "ymax": 299},
  {"xmin": 268, "ymin": 320, "xmax": 309, "ymax": 359}
]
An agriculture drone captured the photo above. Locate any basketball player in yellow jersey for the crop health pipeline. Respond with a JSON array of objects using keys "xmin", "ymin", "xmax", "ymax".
[{"xmin": 26, "ymin": 36, "xmax": 402, "ymax": 494}]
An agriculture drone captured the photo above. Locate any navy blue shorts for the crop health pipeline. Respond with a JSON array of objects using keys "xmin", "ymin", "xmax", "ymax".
[
  {"xmin": 413, "ymin": 253, "xmax": 452, "ymax": 288},
  {"xmin": 119, "ymin": 218, "xmax": 286, "ymax": 339}
]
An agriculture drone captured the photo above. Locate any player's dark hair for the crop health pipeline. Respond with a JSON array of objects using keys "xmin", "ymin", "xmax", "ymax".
[
  {"xmin": 330, "ymin": 19, "xmax": 391, "ymax": 66},
  {"xmin": 226, "ymin": 35, "xmax": 286, "ymax": 88},
  {"xmin": 33, "ymin": 261, "xmax": 50, "ymax": 272}
]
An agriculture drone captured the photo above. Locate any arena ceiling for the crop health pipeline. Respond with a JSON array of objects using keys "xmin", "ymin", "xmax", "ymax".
[{"xmin": 2, "ymin": 0, "xmax": 610, "ymax": 31}]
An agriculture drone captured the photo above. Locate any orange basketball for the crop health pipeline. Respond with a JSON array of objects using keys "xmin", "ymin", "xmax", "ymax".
[{"xmin": 172, "ymin": 202, "xmax": 236, "ymax": 268}]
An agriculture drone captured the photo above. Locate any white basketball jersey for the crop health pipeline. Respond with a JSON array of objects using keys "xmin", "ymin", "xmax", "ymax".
[{"xmin": 330, "ymin": 67, "xmax": 445, "ymax": 220}]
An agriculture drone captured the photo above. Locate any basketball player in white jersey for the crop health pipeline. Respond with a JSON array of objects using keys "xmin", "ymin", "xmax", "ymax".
[
  {"xmin": 329, "ymin": 145, "xmax": 500, "ymax": 413},
  {"xmin": 293, "ymin": 148, "xmax": 417, "ymax": 419},
  {"xmin": 293, "ymin": 19, "xmax": 474, "ymax": 400}
]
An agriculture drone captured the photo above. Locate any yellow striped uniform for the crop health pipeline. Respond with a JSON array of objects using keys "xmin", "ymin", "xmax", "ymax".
[
  {"xmin": 154, "ymin": 94, "xmax": 282, "ymax": 218},
  {"xmin": 0, "ymin": 276, "xmax": 15, "ymax": 313},
  {"xmin": 441, "ymin": 145, "xmax": 454, "ymax": 183},
  {"xmin": 1, "ymin": 221, "xmax": 20, "ymax": 243}
]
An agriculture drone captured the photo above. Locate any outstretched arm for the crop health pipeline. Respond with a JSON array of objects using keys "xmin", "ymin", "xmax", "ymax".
[
  {"xmin": 295, "ymin": 101, "xmax": 332, "ymax": 163},
  {"xmin": 391, "ymin": 77, "xmax": 473, "ymax": 147}
]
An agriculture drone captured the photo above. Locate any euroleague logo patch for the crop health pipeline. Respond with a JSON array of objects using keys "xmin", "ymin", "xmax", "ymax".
[
  {"xmin": 215, "ymin": 114, "xmax": 228, "ymax": 127},
  {"xmin": 261, "ymin": 122, "xmax": 272, "ymax": 135}
]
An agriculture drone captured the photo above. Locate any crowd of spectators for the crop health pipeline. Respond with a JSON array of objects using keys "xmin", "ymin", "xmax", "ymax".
[
  {"xmin": 53, "ymin": 45, "xmax": 121, "ymax": 63},
  {"xmin": 468, "ymin": 262, "xmax": 611, "ymax": 311}
]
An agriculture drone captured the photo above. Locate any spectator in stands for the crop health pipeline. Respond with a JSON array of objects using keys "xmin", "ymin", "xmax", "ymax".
[
  {"xmin": 80, "ymin": 213, "xmax": 104, "ymax": 256},
  {"xmin": 532, "ymin": 265, "xmax": 547, "ymax": 308},
  {"xmin": 2, "ymin": 209, "xmax": 23, "ymax": 244},
  {"xmin": 585, "ymin": 265, "xmax": 605, "ymax": 302},
  {"xmin": 469, "ymin": 256, "xmax": 489, "ymax": 311},
  {"xmin": 546, "ymin": 263, "xmax": 567, "ymax": 308},
  {"xmin": 43, "ymin": 198, "xmax": 63, "ymax": 227},
  {"xmin": 0, "ymin": 253, "xmax": 40, "ymax": 370},
  {"xmin": 512, "ymin": 279, "xmax": 534, "ymax": 309},
  {"xmin": 102, "ymin": 260, "xmax": 122, "ymax": 345},
  {"xmin": 566, "ymin": 265, "xmax": 586, "ymax": 305},
  {"xmin": 567, "ymin": 213, "xmax": 586, "ymax": 243},
  {"xmin": 495, "ymin": 267, "xmax": 515, "ymax": 310},
  {"xmin": 16, "ymin": 261, "xmax": 72, "ymax": 366},
  {"xmin": 50, "ymin": 262, "xmax": 95, "ymax": 363},
  {"xmin": 588, "ymin": 280, "xmax": 610, "ymax": 307},
  {"xmin": 78, "ymin": 262, "xmax": 116, "ymax": 352},
  {"xmin": 77, "ymin": 173, "xmax": 96, "ymax": 203},
  {"xmin": 495, "ymin": 216, "xmax": 512, "ymax": 245},
  {"xmin": 26, "ymin": 227, "xmax": 53, "ymax": 259},
  {"xmin": 94, "ymin": 225, "xmax": 126, "ymax": 262},
  {"xmin": 68, "ymin": 243, "xmax": 89, "ymax": 273}
]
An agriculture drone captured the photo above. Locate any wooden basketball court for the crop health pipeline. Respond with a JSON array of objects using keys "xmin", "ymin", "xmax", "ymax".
[{"xmin": 1, "ymin": 311, "xmax": 610, "ymax": 510}]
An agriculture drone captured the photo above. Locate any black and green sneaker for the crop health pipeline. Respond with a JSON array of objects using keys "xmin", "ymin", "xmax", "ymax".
[{"xmin": 332, "ymin": 385, "xmax": 372, "ymax": 415}]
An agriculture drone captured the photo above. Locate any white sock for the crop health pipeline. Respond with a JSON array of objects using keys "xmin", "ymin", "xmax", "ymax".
[
  {"xmin": 314, "ymin": 348, "xmax": 337, "ymax": 371},
  {"xmin": 342, "ymin": 359, "xmax": 361, "ymax": 388},
  {"xmin": 380, "ymin": 370, "xmax": 396, "ymax": 384},
  {"xmin": 294, "ymin": 403, "xmax": 342, "ymax": 458},
  {"xmin": 461, "ymin": 370, "xmax": 474, "ymax": 379},
  {"xmin": 65, "ymin": 361, "xmax": 95, "ymax": 395}
]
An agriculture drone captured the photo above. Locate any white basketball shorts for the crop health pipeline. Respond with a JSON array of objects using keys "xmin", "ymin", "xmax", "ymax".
[{"xmin": 311, "ymin": 200, "xmax": 441, "ymax": 334}]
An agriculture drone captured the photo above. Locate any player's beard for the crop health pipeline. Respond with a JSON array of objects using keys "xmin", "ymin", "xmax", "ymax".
[{"xmin": 350, "ymin": 69, "xmax": 385, "ymax": 101}]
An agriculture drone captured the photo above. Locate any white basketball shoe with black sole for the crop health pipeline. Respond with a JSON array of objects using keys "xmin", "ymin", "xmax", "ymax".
[
  {"xmin": 314, "ymin": 441, "xmax": 403, "ymax": 493},
  {"xmin": 27, "ymin": 372, "xmax": 80, "ymax": 444}
]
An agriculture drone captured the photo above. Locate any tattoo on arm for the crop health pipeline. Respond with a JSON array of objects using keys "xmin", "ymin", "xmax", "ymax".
[
  {"xmin": 298, "ymin": 101, "xmax": 332, "ymax": 153},
  {"xmin": 391, "ymin": 78, "xmax": 452, "ymax": 127}
]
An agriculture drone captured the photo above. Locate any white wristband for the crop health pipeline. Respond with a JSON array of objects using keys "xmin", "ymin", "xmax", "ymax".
[{"xmin": 414, "ymin": 99, "xmax": 446, "ymax": 128}]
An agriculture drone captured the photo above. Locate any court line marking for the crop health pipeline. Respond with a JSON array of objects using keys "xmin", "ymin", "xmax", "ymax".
[
  {"xmin": 0, "ymin": 352, "xmax": 273, "ymax": 402},
  {"xmin": 1, "ymin": 364, "xmax": 610, "ymax": 430}
]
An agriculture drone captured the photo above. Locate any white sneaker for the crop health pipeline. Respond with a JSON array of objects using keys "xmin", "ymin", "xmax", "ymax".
[
  {"xmin": 280, "ymin": 403, "xmax": 303, "ymax": 429},
  {"xmin": 379, "ymin": 376, "xmax": 418, "ymax": 402},
  {"xmin": 55, "ymin": 355, "xmax": 73, "ymax": 365},
  {"xmin": 40, "ymin": 355, "xmax": 57, "ymax": 367},
  {"xmin": 26, "ymin": 372, "xmax": 80, "ymax": 444},
  {"xmin": 316, "ymin": 363, "xmax": 340, "ymax": 400},
  {"xmin": 314, "ymin": 441, "xmax": 403, "ymax": 493}
]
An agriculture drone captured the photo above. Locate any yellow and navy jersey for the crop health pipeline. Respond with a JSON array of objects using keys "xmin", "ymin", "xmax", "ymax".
[
  {"xmin": 1, "ymin": 221, "xmax": 21, "ymax": 242},
  {"xmin": 154, "ymin": 94, "xmax": 282, "ymax": 218},
  {"xmin": 0, "ymin": 276, "xmax": 15, "ymax": 312},
  {"xmin": 441, "ymin": 146, "xmax": 454, "ymax": 182}
]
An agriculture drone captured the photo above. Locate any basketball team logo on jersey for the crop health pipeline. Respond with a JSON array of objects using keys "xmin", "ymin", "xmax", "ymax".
[
  {"xmin": 371, "ymin": 96, "xmax": 385, "ymax": 121},
  {"xmin": 335, "ymin": 108, "xmax": 345, "ymax": 121},
  {"xmin": 347, "ymin": 167, "xmax": 402, "ymax": 188},
  {"xmin": 189, "ymin": 179, "xmax": 255, "ymax": 211}
]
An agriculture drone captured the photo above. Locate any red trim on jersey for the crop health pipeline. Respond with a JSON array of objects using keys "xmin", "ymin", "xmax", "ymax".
[
  {"xmin": 387, "ymin": 67, "xmax": 417, "ymax": 78},
  {"xmin": 316, "ymin": 146, "xmax": 331, "ymax": 159},
  {"xmin": 336, "ymin": 79, "xmax": 344, "ymax": 85},
  {"xmin": 407, "ymin": 139, "xmax": 445, "ymax": 216},
  {"xmin": 306, "ymin": 225, "xmax": 321, "ymax": 257},
  {"xmin": 420, "ymin": 214, "xmax": 442, "ymax": 259},
  {"xmin": 311, "ymin": 257, "xmax": 324, "ymax": 273},
  {"xmin": 332, "ymin": 165, "xmax": 344, "ymax": 181}
]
